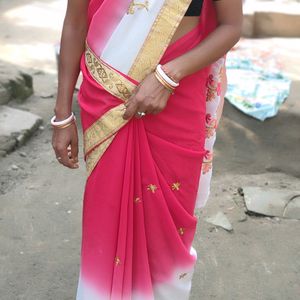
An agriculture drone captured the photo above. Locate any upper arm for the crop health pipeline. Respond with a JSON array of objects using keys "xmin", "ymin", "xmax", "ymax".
[
  {"xmin": 213, "ymin": 0, "xmax": 243, "ymax": 29},
  {"xmin": 64, "ymin": 0, "xmax": 89, "ymax": 27}
]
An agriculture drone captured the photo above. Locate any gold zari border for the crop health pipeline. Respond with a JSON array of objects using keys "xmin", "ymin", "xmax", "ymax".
[
  {"xmin": 84, "ymin": 45, "xmax": 137, "ymax": 177},
  {"xmin": 85, "ymin": 44, "xmax": 137, "ymax": 102},
  {"xmin": 84, "ymin": 103, "xmax": 128, "ymax": 156},
  {"xmin": 86, "ymin": 134, "xmax": 116, "ymax": 176},
  {"xmin": 128, "ymin": 0, "xmax": 192, "ymax": 81}
]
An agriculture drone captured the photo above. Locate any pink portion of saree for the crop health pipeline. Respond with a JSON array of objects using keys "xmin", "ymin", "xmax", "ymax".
[{"xmin": 76, "ymin": 1, "xmax": 225, "ymax": 299}]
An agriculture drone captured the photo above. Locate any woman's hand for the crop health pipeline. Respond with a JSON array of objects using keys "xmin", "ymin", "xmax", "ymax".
[
  {"xmin": 52, "ymin": 123, "xmax": 79, "ymax": 169},
  {"xmin": 122, "ymin": 72, "xmax": 172, "ymax": 120}
]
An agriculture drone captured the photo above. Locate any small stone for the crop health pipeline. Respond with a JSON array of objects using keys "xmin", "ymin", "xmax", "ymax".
[
  {"xmin": 67, "ymin": 210, "xmax": 72, "ymax": 214},
  {"xmin": 206, "ymin": 212, "xmax": 233, "ymax": 232},
  {"xmin": 39, "ymin": 126, "xmax": 45, "ymax": 131},
  {"xmin": 40, "ymin": 93, "xmax": 54, "ymax": 99},
  {"xmin": 238, "ymin": 187, "xmax": 244, "ymax": 196},
  {"xmin": 55, "ymin": 202, "xmax": 59, "ymax": 205},
  {"xmin": 11, "ymin": 164, "xmax": 19, "ymax": 171},
  {"xmin": 19, "ymin": 151, "xmax": 27, "ymax": 157}
]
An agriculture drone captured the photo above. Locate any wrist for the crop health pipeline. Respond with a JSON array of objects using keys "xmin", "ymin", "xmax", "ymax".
[
  {"xmin": 161, "ymin": 61, "xmax": 186, "ymax": 82},
  {"xmin": 54, "ymin": 106, "xmax": 72, "ymax": 121}
]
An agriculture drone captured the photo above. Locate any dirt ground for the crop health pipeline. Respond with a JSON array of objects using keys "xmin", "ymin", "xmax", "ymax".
[{"xmin": 0, "ymin": 1, "xmax": 300, "ymax": 300}]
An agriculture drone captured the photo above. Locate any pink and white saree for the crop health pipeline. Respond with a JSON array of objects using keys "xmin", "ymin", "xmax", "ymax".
[{"xmin": 76, "ymin": 0, "xmax": 225, "ymax": 299}]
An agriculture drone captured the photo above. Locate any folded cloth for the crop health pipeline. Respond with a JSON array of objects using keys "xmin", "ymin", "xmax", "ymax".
[{"xmin": 225, "ymin": 39, "xmax": 291, "ymax": 121}]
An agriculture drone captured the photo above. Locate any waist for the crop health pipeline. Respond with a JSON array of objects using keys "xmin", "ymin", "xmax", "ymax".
[{"xmin": 170, "ymin": 16, "xmax": 200, "ymax": 45}]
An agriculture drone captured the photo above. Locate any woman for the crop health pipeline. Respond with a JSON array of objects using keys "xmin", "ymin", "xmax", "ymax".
[{"xmin": 52, "ymin": 0, "xmax": 242, "ymax": 299}]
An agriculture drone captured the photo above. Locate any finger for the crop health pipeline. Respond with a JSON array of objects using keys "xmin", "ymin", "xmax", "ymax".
[
  {"xmin": 56, "ymin": 147, "xmax": 70, "ymax": 167},
  {"xmin": 56, "ymin": 146, "xmax": 78, "ymax": 169},
  {"xmin": 123, "ymin": 100, "xmax": 138, "ymax": 120},
  {"xmin": 71, "ymin": 133, "xmax": 79, "ymax": 164}
]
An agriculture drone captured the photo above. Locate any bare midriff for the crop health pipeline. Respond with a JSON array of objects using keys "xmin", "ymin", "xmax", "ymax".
[{"xmin": 170, "ymin": 16, "xmax": 200, "ymax": 45}]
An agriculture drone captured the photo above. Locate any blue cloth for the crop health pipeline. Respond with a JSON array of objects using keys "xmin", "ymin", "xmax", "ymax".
[{"xmin": 225, "ymin": 54, "xmax": 291, "ymax": 121}]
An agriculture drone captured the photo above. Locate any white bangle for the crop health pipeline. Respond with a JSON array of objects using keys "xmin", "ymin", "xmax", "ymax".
[
  {"xmin": 51, "ymin": 112, "xmax": 75, "ymax": 126},
  {"xmin": 156, "ymin": 64, "xmax": 179, "ymax": 88}
]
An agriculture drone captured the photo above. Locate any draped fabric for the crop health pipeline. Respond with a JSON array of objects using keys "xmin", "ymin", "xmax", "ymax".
[{"xmin": 76, "ymin": 1, "xmax": 225, "ymax": 299}]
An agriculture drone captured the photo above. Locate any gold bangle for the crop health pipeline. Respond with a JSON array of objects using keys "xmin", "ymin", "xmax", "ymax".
[
  {"xmin": 154, "ymin": 72, "xmax": 174, "ymax": 93},
  {"xmin": 155, "ymin": 70, "xmax": 175, "ymax": 91}
]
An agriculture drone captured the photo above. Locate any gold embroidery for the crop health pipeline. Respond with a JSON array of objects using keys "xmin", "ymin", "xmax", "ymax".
[
  {"xmin": 171, "ymin": 182, "xmax": 181, "ymax": 191},
  {"xmin": 134, "ymin": 197, "xmax": 142, "ymax": 203},
  {"xmin": 178, "ymin": 227, "xmax": 185, "ymax": 236},
  {"xmin": 147, "ymin": 184, "xmax": 158, "ymax": 194},
  {"xmin": 128, "ymin": 0, "xmax": 193, "ymax": 81},
  {"xmin": 127, "ymin": 1, "xmax": 149, "ymax": 14},
  {"xmin": 84, "ymin": 104, "xmax": 128, "ymax": 156},
  {"xmin": 179, "ymin": 273, "xmax": 188, "ymax": 279},
  {"xmin": 115, "ymin": 256, "xmax": 121, "ymax": 266},
  {"xmin": 85, "ymin": 44, "xmax": 136, "ymax": 102},
  {"xmin": 86, "ymin": 134, "xmax": 116, "ymax": 176}
]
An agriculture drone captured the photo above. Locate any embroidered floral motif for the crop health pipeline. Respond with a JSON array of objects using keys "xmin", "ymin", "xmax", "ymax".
[
  {"xmin": 147, "ymin": 184, "xmax": 158, "ymax": 193},
  {"xmin": 206, "ymin": 73, "xmax": 222, "ymax": 102},
  {"xmin": 127, "ymin": 1, "xmax": 149, "ymax": 14},
  {"xmin": 134, "ymin": 197, "xmax": 142, "ymax": 204},
  {"xmin": 178, "ymin": 227, "xmax": 185, "ymax": 236},
  {"xmin": 171, "ymin": 182, "xmax": 181, "ymax": 191},
  {"xmin": 205, "ymin": 113, "xmax": 218, "ymax": 138},
  {"xmin": 115, "ymin": 256, "xmax": 121, "ymax": 266},
  {"xmin": 202, "ymin": 150, "xmax": 213, "ymax": 174}
]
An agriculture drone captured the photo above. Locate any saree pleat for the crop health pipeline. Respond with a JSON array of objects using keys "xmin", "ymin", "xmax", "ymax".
[{"xmin": 76, "ymin": 1, "xmax": 223, "ymax": 299}]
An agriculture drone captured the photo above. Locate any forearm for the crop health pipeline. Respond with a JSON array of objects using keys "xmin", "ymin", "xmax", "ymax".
[
  {"xmin": 163, "ymin": 23, "xmax": 241, "ymax": 81},
  {"xmin": 54, "ymin": 22, "xmax": 87, "ymax": 119}
]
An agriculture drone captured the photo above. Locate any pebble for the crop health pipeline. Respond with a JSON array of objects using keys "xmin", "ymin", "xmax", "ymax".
[
  {"xmin": 19, "ymin": 152, "xmax": 27, "ymax": 157},
  {"xmin": 40, "ymin": 93, "xmax": 54, "ymax": 99},
  {"xmin": 206, "ymin": 211, "xmax": 233, "ymax": 232},
  {"xmin": 11, "ymin": 164, "xmax": 19, "ymax": 171},
  {"xmin": 237, "ymin": 187, "xmax": 244, "ymax": 196}
]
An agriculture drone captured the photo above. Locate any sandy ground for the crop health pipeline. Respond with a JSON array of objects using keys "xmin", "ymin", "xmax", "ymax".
[{"xmin": 0, "ymin": 1, "xmax": 300, "ymax": 300}]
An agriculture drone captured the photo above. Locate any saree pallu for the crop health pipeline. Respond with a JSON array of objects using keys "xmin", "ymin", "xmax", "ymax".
[{"xmin": 76, "ymin": 0, "xmax": 225, "ymax": 299}]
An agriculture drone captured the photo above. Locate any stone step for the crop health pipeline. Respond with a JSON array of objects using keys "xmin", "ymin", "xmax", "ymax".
[
  {"xmin": 0, "ymin": 60, "xmax": 33, "ymax": 105},
  {"xmin": 0, "ymin": 105, "xmax": 42, "ymax": 157},
  {"xmin": 243, "ymin": 2, "xmax": 300, "ymax": 37}
]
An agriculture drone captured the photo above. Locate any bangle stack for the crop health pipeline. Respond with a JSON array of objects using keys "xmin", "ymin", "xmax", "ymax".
[
  {"xmin": 154, "ymin": 64, "xmax": 180, "ymax": 94},
  {"xmin": 51, "ymin": 112, "xmax": 76, "ymax": 129}
]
